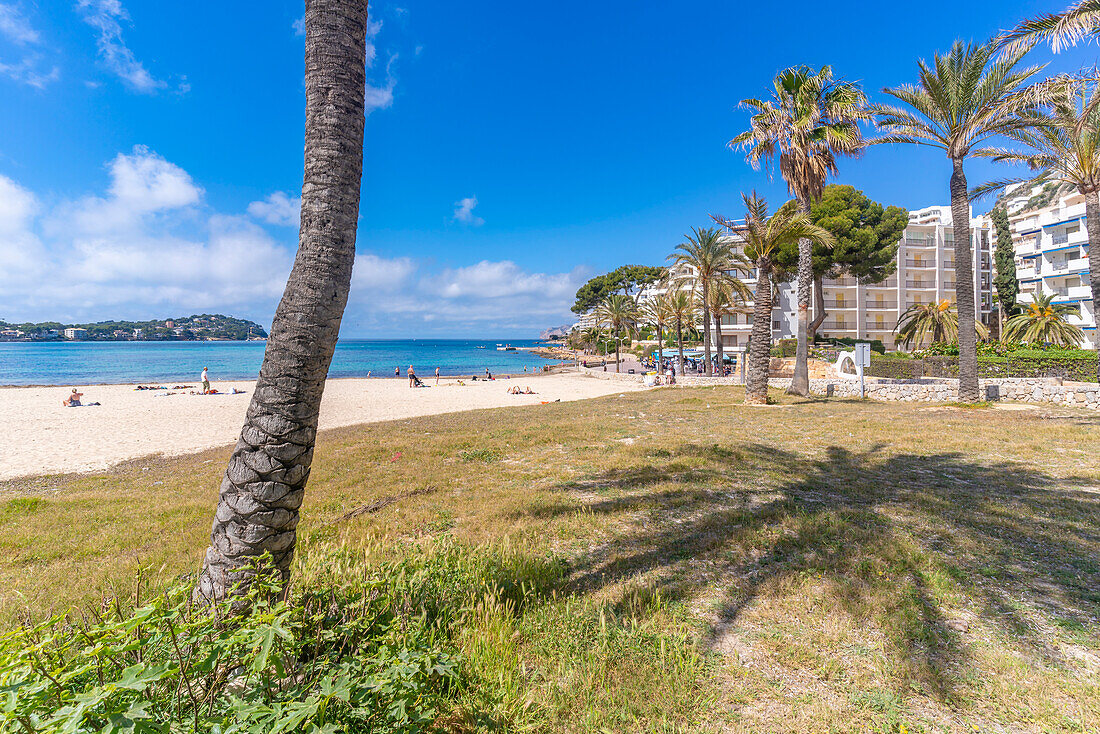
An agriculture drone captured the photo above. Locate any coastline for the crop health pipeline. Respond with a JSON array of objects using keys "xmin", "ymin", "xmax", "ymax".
[{"xmin": 0, "ymin": 371, "xmax": 643, "ymax": 482}]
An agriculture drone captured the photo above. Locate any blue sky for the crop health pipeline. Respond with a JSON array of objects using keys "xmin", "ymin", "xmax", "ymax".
[{"xmin": 0, "ymin": 0, "xmax": 1088, "ymax": 336}]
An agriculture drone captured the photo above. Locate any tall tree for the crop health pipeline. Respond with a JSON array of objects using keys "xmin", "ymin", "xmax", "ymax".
[
  {"xmin": 716, "ymin": 194, "xmax": 834, "ymax": 404},
  {"xmin": 572, "ymin": 265, "xmax": 667, "ymax": 315},
  {"xmin": 665, "ymin": 287, "xmax": 695, "ymax": 378},
  {"xmin": 642, "ymin": 292, "xmax": 675, "ymax": 373},
  {"xmin": 1000, "ymin": 0, "xmax": 1100, "ymax": 53},
  {"xmin": 981, "ymin": 78, "xmax": 1100, "ymax": 379},
  {"xmin": 668, "ymin": 227, "xmax": 735, "ymax": 376},
  {"xmin": 770, "ymin": 185, "xmax": 908, "ymax": 339},
  {"xmin": 595, "ymin": 293, "xmax": 640, "ymax": 373},
  {"xmin": 196, "ymin": 0, "xmax": 369, "ymax": 604},
  {"xmin": 875, "ymin": 40, "xmax": 1041, "ymax": 402},
  {"xmin": 703, "ymin": 275, "xmax": 753, "ymax": 375},
  {"xmin": 990, "ymin": 204, "xmax": 1018, "ymax": 331},
  {"xmin": 730, "ymin": 66, "xmax": 869, "ymax": 396}
]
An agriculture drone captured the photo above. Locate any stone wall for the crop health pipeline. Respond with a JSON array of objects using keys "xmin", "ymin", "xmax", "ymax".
[
  {"xmin": 579, "ymin": 367, "xmax": 1100, "ymax": 409},
  {"xmin": 770, "ymin": 376, "xmax": 1100, "ymax": 410}
]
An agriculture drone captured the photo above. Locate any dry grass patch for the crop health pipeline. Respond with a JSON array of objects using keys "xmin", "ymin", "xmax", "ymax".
[{"xmin": 0, "ymin": 387, "xmax": 1098, "ymax": 731}]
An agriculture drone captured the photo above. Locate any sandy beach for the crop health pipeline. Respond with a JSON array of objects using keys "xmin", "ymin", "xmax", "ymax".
[{"xmin": 0, "ymin": 372, "xmax": 642, "ymax": 481}]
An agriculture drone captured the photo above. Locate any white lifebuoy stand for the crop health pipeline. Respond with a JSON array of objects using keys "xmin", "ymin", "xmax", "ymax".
[{"xmin": 854, "ymin": 343, "xmax": 872, "ymax": 398}]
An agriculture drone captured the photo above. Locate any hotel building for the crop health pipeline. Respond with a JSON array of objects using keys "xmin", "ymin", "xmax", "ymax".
[
  {"xmin": 1005, "ymin": 184, "xmax": 1097, "ymax": 348},
  {"xmin": 709, "ymin": 205, "xmax": 994, "ymax": 351}
]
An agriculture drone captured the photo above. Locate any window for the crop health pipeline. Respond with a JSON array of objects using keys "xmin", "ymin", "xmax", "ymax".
[
  {"xmin": 772, "ymin": 320, "xmax": 781, "ymax": 330},
  {"xmin": 746, "ymin": 315, "xmax": 753, "ymax": 325}
]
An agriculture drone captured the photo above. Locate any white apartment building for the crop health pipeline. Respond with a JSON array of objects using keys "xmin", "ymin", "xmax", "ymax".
[
  {"xmin": 1007, "ymin": 185, "xmax": 1097, "ymax": 348},
  {"xmin": 710, "ymin": 205, "xmax": 994, "ymax": 351},
  {"xmin": 63, "ymin": 327, "xmax": 88, "ymax": 340}
]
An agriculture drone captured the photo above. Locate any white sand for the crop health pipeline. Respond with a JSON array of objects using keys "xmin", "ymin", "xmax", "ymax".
[{"xmin": 0, "ymin": 373, "xmax": 643, "ymax": 481}]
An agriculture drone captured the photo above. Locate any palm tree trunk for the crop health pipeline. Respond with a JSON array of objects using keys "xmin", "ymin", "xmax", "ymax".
[
  {"xmin": 1085, "ymin": 189, "xmax": 1100, "ymax": 381},
  {"xmin": 615, "ymin": 333, "xmax": 620, "ymax": 373},
  {"xmin": 788, "ymin": 197, "xmax": 812, "ymax": 396},
  {"xmin": 701, "ymin": 282, "xmax": 712, "ymax": 376},
  {"xmin": 713, "ymin": 312, "xmax": 725, "ymax": 376},
  {"xmin": 746, "ymin": 261, "xmax": 773, "ymax": 404},
  {"xmin": 808, "ymin": 275, "xmax": 826, "ymax": 341},
  {"xmin": 676, "ymin": 318, "xmax": 685, "ymax": 377},
  {"xmin": 195, "ymin": 0, "xmax": 368, "ymax": 604},
  {"xmin": 950, "ymin": 157, "xmax": 980, "ymax": 402},
  {"xmin": 657, "ymin": 324, "xmax": 664, "ymax": 374}
]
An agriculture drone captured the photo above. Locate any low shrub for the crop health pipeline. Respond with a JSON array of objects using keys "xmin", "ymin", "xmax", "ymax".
[{"xmin": 0, "ymin": 543, "xmax": 565, "ymax": 734}]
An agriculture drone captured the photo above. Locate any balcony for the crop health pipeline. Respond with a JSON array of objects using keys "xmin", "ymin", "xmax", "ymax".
[
  {"xmin": 825, "ymin": 278, "xmax": 856, "ymax": 287},
  {"xmin": 821, "ymin": 322, "xmax": 856, "ymax": 331},
  {"xmin": 1052, "ymin": 232, "xmax": 1070, "ymax": 245},
  {"xmin": 865, "ymin": 279, "xmax": 898, "ymax": 288},
  {"xmin": 905, "ymin": 259, "xmax": 935, "ymax": 268},
  {"xmin": 865, "ymin": 301, "xmax": 898, "ymax": 310},
  {"xmin": 1017, "ymin": 265, "xmax": 1037, "ymax": 280},
  {"xmin": 905, "ymin": 281, "xmax": 936, "ymax": 289},
  {"xmin": 904, "ymin": 238, "xmax": 936, "ymax": 248},
  {"xmin": 865, "ymin": 322, "xmax": 894, "ymax": 332},
  {"xmin": 821, "ymin": 300, "xmax": 857, "ymax": 308}
]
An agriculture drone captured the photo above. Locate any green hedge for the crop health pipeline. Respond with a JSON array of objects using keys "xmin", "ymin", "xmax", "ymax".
[{"xmin": 875, "ymin": 353, "xmax": 1098, "ymax": 382}]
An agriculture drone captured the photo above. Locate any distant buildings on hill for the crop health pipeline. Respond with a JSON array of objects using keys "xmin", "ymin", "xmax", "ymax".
[{"xmin": 0, "ymin": 314, "xmax": 268, "ymax": 342}]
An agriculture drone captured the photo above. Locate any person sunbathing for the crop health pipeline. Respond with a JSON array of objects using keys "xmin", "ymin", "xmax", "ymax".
[
  {"xmin": 523, "ymin": 386, "xmax": 536, "ymax": 394},
  {"xmin": 62, "ymin": 388, "xmax": 83, "ymax": 407}
]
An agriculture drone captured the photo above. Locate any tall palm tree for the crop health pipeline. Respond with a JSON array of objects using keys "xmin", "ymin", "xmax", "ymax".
[
  {"xmin": 595, "ymin": 293, "xmax": 640, "ymax": 372},
  {"xmin": 665, "ymin": 287, "xmax": 695, "ymax": 378},
  {"xmin": 874, "ymin": 40, "xmax": 1041, "ymax": 402},
  {"xmin": 1000, "ymin": 0, "xmax": 1100, "ymax": 53},
  {"xmin": 1003, "ymin": 293, "xmax": 1086, "ymax": 346},
  {"xmin": 196, "ymin": 0, "xmax": 369, "ymax": 604},
  {"xmin": 978, "ymin": 78, "xmax": 1100, "ymax": 378},
  {"xmin": 703, "ymin": 274, "xmax": 753, "ymax": 376},
  {"xmin": 730, "ymin": 65, "xmax": 869, "ymax": 396},
  {"xmin": 668, "ymin": 227, "xmax": 735, "ymax": 376},
  {"xmin": 718, "ymin": 194, "xmax": 834, "ymax": 404},
  {"xmin": 642, "ymin": 292, "xmax": 675, "ymax": 373}
]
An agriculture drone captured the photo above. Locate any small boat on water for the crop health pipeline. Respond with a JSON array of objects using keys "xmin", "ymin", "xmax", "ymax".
[{"xmin": 496, "ymin": 344, "xmax": 516, "ymax": 351}]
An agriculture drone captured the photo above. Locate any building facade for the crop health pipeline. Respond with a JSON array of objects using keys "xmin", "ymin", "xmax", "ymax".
[
  {"xmin": 706, "ymin": 205, "xmax": 993, "ymax": 351},
  {"xmin": 1005, "ymin": 185, "xmax": 1097, "ymax": 349}
]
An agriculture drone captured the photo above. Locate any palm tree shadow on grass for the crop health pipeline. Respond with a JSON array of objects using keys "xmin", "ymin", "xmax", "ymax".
[{"xmin": 537, "ymin": 442, "xmax": 1100, "ymax": 701}]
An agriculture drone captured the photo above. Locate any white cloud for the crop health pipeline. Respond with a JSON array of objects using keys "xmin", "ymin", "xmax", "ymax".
[
  {"xmin": 1, "ymin": 150, "xmax": 294, "ymax": 321},
  {"xmin": 0, "ymin": 3, "xmax": 38, "ymax": 43},
  {"xmin": 0, "ymin": 149, "xmax": 585, "ymax": 336},
  {"xmin": 352, "ymin": 253, "xmax": 416, "ymax": 291},
  {"xmin": 0, "ymin": 5, "xmax": 58, "ymax": 88},
  {"xmin": 53, "ymin": 146, "xmax": 202, "ymax": 236},
  {"xmin": 77, "ymin": 0, "xmax": 165, "ymax": 93},
  {"xmin": 452, "ymin": 196, "xmax": 484, "ymax": 226},
  {"xmin": 431, "ymin": 261, "xmax": 577, "ymax": 300},
  {"xmin": 0, "ymin": 54, "xmax": 57, "ymax": 88},
  {"xmin": 291, "ymin": 16, "xmax": 305, "ymax": 36},
  {"xmin": 248, "ymin": 191, "xmax": 301, "ymax": 227}
]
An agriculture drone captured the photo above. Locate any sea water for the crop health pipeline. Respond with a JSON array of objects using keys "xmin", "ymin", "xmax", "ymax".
[{"xmin": 0, "ymin": 339, "xmax": 559, "ymax": 386}]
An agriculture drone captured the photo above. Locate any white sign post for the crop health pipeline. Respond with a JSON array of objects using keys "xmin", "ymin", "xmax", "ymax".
[{"xmin": 854, "ymin": 343, "xmax": 871, "ymax": 399}]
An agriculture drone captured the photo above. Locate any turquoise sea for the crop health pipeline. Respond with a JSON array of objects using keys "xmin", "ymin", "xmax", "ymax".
[{"xmin": 0, "ymin": 339, "xmax": 560, "ymax": 386}]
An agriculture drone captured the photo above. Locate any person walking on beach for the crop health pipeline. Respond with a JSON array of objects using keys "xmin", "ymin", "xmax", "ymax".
[
  {"xmin": 394, "ymin": 367, "xmax": 400, "ymax": 378},
  {"xmin": 408, "ymin": 365, "xmax": 416, "ymax": 387},
  {"xmin": 434, "ymin": 366, "xmax": 440, "ymax": 385},
  {"xmin": 201, "ymin": 366, "xmax": 210, "ymax": 394}
]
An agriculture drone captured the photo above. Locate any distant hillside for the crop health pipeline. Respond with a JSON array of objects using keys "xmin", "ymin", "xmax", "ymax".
[
  {"xmin": 540, "ymin": 324, "xmax": 572, "ymax": 340},
  {"xmin": 0, "ymin": 314, "xmax": 268, "ymax": 342}
]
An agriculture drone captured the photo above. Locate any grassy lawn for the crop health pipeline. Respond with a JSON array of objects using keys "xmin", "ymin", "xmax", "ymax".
[{"xmin": 1, "ymin": 386, "xmax": 1098, "ymax": 732}]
